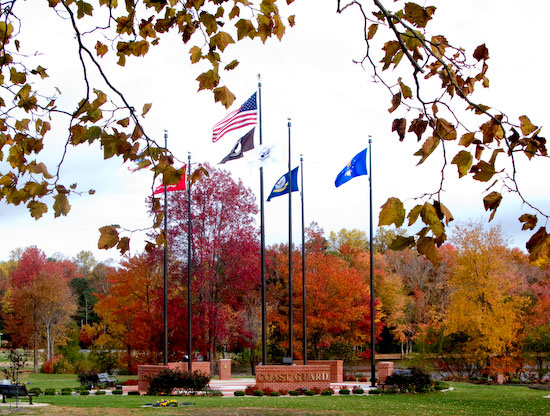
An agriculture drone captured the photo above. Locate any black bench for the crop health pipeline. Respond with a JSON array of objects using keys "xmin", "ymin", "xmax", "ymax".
[
  {"xmin": 0, "ymin": 384, "xmax": 34, "ymax": 405},
  {"xmin": 97, "ymin": 373, "xmax": 118, "ymax": 386}
]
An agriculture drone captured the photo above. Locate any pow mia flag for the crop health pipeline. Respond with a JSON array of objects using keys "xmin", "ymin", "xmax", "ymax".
[{"xmin": 219, "ymin": 127, "xmax": 255, "ymax": 164}]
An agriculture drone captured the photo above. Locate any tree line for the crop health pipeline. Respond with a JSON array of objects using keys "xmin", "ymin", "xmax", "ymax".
[{"xmin": 1, "ymin": 165, "xmax": 549, "ymax": 380}]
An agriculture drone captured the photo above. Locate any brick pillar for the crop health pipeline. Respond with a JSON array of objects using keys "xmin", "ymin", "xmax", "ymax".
[
  {"xmin": 378, "ymin": 361, "xmax": 394, "ymax": 384},
  {"xmin": 219, "ymin": 359, "xmax": 231, "ymax": 380}
]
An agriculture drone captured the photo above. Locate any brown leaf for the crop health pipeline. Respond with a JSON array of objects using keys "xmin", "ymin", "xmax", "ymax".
[
  {"xmin": 392, "ymin": 118, "xmax": 407, "ymax": 141},
  {"xmin": 483, "ymin": 191, "xmax": 502, "ymax": 221},
  {"xmin": 98, "ymin": 225, "xmax": 119, "ymax": 250},
  {"xmin": 526, "ymin": 227, "xmax": 550, "ymax": 261},
  {"xmin": 473, "ymin": 44, "xmax": 489, "ymax": 61},
  {"xmin": 519, "ymin": 214, "xmax": 537, "ymax": 231},
  {"xmin": 451, "ymin": 150, "xmax": 473, "ymax": 178},
  {"xmin": 388, "ymin": 92, "xmax": 401, "ymax": 113},
  {"xmin": 408, "ymin": 116, "xmax": 428, "ymax": 141},
  {"xmin": 519, "ymin": 115, "xmax": 537, "ymax": 136}
]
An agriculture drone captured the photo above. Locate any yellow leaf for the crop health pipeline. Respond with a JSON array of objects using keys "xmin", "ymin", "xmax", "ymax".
[
  {"xmin": 142, "ymin": 103, "xmax": 152, "ymax": 116},
  {"xmin": 53, "ymin": 193, "xmax": 71, "ymax": 217},
  {"xmin": 379, "ymin": 197, "xmax": 405, "ymax": 227},
  {"xmin": 189, "ymin": 46, "xmax": 202, "ymax": 64},
  {"xmin": 213, "ymin": 86, "xmax": 236, "ymax": 109},
  {"xmin": 98, "ymin": 225, "xmax": 119, "ymax": 250},
  {"xmin": 519, "ymin": 115, "xmax": 537, "ymax": 136}
]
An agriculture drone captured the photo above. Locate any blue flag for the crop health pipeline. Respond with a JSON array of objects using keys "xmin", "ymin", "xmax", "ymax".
[
  {"xmin": 335, "ymin": 148, "xmax": 368, "ymax": 187},
  {"xmin": 267, "ymin": 167, "xmax": 299, "ymax": 201}
]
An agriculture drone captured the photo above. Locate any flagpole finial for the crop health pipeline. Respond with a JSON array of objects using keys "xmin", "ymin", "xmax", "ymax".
[{"xmin": 288, "ymin": 117, "xmax": 291, "ymax": 127}]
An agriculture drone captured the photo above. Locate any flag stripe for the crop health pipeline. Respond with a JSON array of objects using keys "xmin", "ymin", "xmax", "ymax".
[{"xmin": 212, "ymin": 93, "xmax": 258, "ymax": 142}]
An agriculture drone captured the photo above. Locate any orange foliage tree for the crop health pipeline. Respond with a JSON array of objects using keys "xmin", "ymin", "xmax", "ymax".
[{"xmin": 92, "ymin": 251, "xmax": 163, "ymax": 370}]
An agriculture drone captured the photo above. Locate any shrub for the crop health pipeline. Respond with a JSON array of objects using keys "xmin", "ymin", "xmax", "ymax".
[
  {"xmin": 29, "ymin": 387, "xmax": 42, "ymax": 397},
  {"xmin": 313, "ymin": 386, "xmax": 322, "ymax": 395},
  {"xmin": 44, "ymin": 388, "xmax": 56, "ymax": 396},
  {"xmin": 339, "ymin": 388, "xmax": 350, "ymax": 395},
  {"xmin": 289, "ymin": 390, "xmax": 299, "ymax": 396},
  {"xmin": 80, "ymin": 390, "xmax": 90, "ymax": 396},
  {"xmin": 304, "ymin": 390, "xmax": 315, "ymax": 396},
  {"xmin": 61, "ymin": 388, "xmax": 72, "ymax": 395},
  {"xmin": 244, "ymin": 385, "xmax": 256, "ymax": 395},
  {"xmin": 234, "ymin": 391, "xmax": 245, "ymax": 396},
  {"xmin": 147, "ymin": 369, "xmax": 210, "ymax": 395},
  {"xmin": 321, "ymin": 389, "xmax": 334, "ymax": 396},
  {"xmin": 95, "ymin": 390, "xmax": 106, "ymax": 395},
  {"xmin": 208, "ymin": 389, "xmax": 223, "ymax": 397},
  {"xmin": 112, "ymin": 389, "xmax": 123, "ymax": 395},
  {"xmin": 384, "ymin": 366, "xmax": 433, "ymax": 393},
  {"xmin": 278, "ymin": 389, "xmax": 288, "ymax": 396},
  {"xmin": 369, "ymin": 389, "xmax": 381, "ymax": 395},
  {"xmin": 344, "ymin": 374, "xmax": 356, "ymax": 381},
  {"xmin": 263, "ymin": 387, "xmax": 273, "ymax": 395},
  {"xmin": 122, "ymin": 379, "xmax": 138, "ymax": 386},
  {"xmin": 352, "ymin": 388, "xmax": 364, "ymax": 394},
  {"xmin": 78, "ymin": 371, "xmax": 99, "ymax": 386},
  {"xmin": 128, "ymin": 391, "xmax": 140, "ymax": 395},
  {"xmin": 270, "ymin": 391, "xmax": 281, "ymax": 396},
  {"xmin": 359, "ymin": 377, "xmax": 368, "ymax": 382},
  {"xmin": 434, "ymin": 380, "xmax": 451, "ymax": 391},
  {"xmin": 253, "ymin": 390, "xmax": 265, "ymax": 396}
]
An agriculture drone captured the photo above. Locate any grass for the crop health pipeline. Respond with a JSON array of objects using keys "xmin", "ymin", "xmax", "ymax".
[
  {"xmin": 1, "ymin": 382, "xmax": 548, "ymax": 415},
  {"xmin": 20, "ymin": 372, "xmax": 136, "ymax": 391}
]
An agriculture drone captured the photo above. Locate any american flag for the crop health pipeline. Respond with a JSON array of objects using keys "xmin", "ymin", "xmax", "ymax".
[{"xmin": 212, "ymin": 92, "xmax": 257, "ymax": 143}]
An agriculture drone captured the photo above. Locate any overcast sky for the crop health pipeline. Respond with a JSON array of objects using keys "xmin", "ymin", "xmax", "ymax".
[{"xmin": 1, "ymin": 0, "xmax": 549, "ymax": 263}]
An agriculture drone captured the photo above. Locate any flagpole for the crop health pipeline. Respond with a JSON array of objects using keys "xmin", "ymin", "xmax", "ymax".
[
  {"xmin": 163, "ymin": 130, "xmax": 169, "ymax": 367},
  {"xmin": 368, "ymin": 136, "xmax": 376, "ymax": 387},
  {"xmin": 288, "ymin": 118, "xmax": 293, "ymax": 363},
  {"xmin": 187, "ymin": 152, "xmax": 193, "ymax": 373},
  {"xmin": 258, "ymin": 75, "xmax": 267, "ymax": 366},
  {"xmin": 300, "ymin": 154, "xmax": 307, "ymax": 365}
]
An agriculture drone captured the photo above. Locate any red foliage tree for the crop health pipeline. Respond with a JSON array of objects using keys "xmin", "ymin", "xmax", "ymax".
[{"xmin": 167, "ymin": 164, "xmax": 260, "ymax": 373}]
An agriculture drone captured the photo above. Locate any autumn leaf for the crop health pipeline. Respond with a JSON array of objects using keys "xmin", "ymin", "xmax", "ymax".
[
  {"xmin": 392, "ymin": 118, "xmax": 407, "ymax": 141},
  {"xmin": 451, "ymin": 150, "xmax": 473, "ymax": 178},
  {"xmin": 519, "ymin": 115, "xmax": 537, "ymax": 136},
  {"xmin": 403, "ymin": 2, "xmax": 435, "ymax": 28},
  {"xmin": 414, "ymin": 136, "xmax": 439, "ymax": 165},
  {"xmin": 53, "ymin": 193, "xmax": 70, "ymax": 217},
  {"xmin": 408, "ymin": 116, "xmax": 428, "ymax": 142},
  {"xmin": 367, "ymin": 24, "xmax": 378, "ymax": 40},
  {"xmin": 473, "ymin": 43, "xmax": 489, "ymax": 61},
  {"xmin": 483, "ymin": 191, "xmax": 502, "ymax": 221},
  {"xmin": 213, "ymin": 86, "xmax": 236, "ymax": 109},
  {"xmin": 388, "ymin": 92, "xmax": 401, "ymax": 113},
  {"xmin": 389, "ymin": 235, "xmax": 415, "ymax": 251},
  {"xmin": 98, "ymin": 225, "xmax": 120, "ymax": 249},
  {"xmin": 519, "ymin": 214, "xmax": 537, "ymax": 231},
  {"xmin": 379, "ymin": 197, "xmax": 405, "ymax": 227},
  {"xmin": 142, "ymin": 103, "xmax": 152, "ymax": 116}
]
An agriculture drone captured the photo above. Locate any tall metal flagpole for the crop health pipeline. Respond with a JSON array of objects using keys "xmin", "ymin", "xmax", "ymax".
[
  {"xmin": 300, "ymin": 155, "xmax": 307, "ymax": 365},
  {"xmin": 369, "ymin": 136, "xmax": 376, "ymax": 387},
  {"xmin": 288, "ymin": 118, "xmax": 293, "ymax": 363},
  {"xmin": 187, "ymin": 152, "xmax": 193, "ymax": 373},
  {"xmin": 163, "ymin": 130, "xmax": 169, "ymax": 366},
  {"xmin": 258, "ymin": 75, "xmax": 267, "ymax": 366}
]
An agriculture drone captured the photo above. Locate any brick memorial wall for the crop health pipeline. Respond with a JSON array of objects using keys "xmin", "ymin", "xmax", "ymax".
[
  {"xmin": 255, "ymin": 364, "xmax": 331, "ymax": 391},
  {"xmin": 137, "ymin": 362, "xmax": 210, "ymax": 394},
  {"xmin": 307, "ymin": 360, "xmax": 343, "ymax": 382}
]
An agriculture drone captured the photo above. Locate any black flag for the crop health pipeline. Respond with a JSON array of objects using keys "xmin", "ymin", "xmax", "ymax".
[{"xmin": 219, "ymin": 127, "xmax": 255, "ymax": 164}]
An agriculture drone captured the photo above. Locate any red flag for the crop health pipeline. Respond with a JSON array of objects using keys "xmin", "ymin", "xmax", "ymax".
[{"xmin": 154, "ymin": 166, "xmax": 186, "ymax": 195}]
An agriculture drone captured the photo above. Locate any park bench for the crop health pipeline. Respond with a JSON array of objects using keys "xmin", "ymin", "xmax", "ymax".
[
  {"xmin": 0, "ymin": 384, "xmax": 34, "ymax": 405},
  {"xmin": 97, "ymin": 372, "xmax": 118, "ymax": 386}
]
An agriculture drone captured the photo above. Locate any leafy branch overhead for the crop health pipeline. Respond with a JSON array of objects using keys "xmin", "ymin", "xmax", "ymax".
[
  {"xmin": 337, "ymin": 0, "xmax": 548, "ymax": 261},
  {"xmin": 0, "ymin": 0, "xmax": 294, "ymax": 254}
]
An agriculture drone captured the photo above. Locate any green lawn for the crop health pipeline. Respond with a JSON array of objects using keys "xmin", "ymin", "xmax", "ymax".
[
  {"xmin": 3, "ymin": 382, "xmax": 549, "ymax": 415},
  {"xmin": 20, "ymin": 372, "xmax": 136, "ymax": 390}
]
